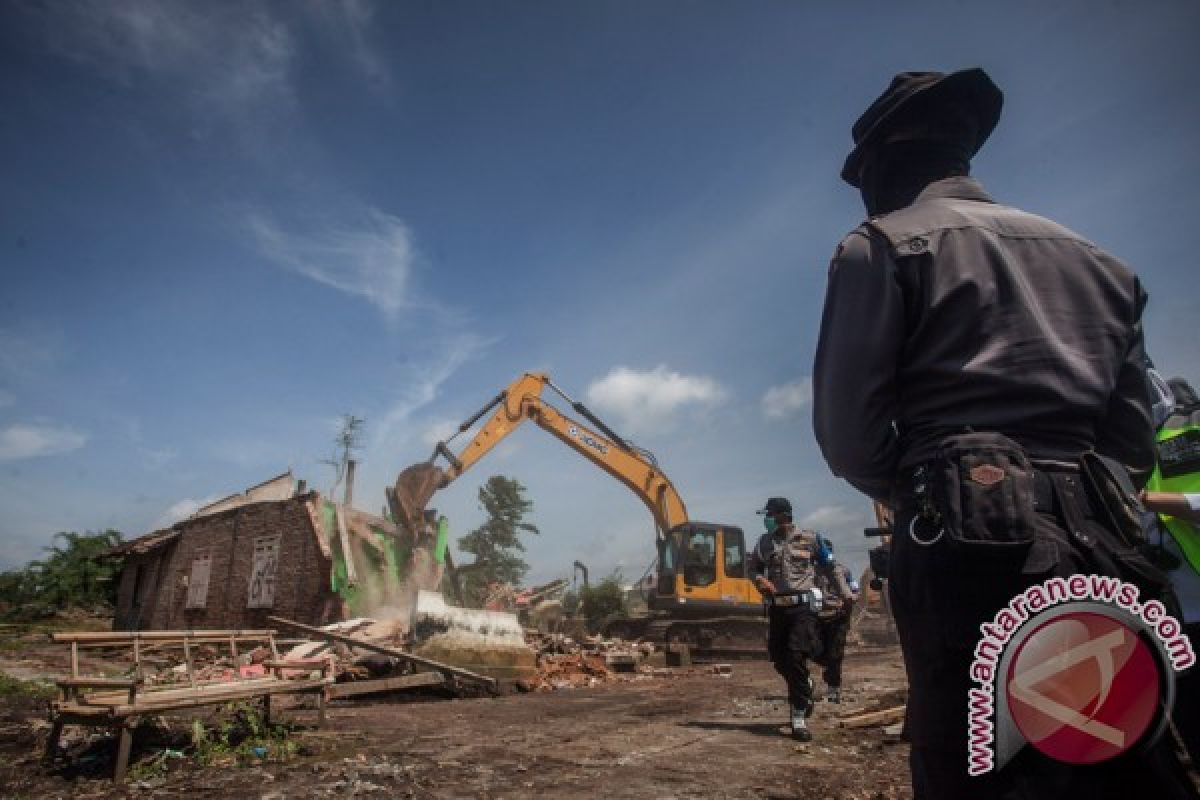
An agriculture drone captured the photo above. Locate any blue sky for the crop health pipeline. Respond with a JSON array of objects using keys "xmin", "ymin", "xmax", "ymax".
[{"xmin": 2, "ymin": 1, "xmax": 1197, "ymax": 584}]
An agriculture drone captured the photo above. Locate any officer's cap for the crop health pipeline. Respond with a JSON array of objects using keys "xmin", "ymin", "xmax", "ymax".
[
  {"xmin": 757, "ymin": 497, "xmax": 792, "ymax": 516},
  {"xmin": 842, "ymin": 67, "xmax": 1003, "ymax": 188}
]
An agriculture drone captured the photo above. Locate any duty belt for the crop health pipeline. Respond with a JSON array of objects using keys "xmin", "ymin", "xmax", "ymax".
[{"xmin": 767, "ymin": 589, "xmax": 822, "ymax": 611}]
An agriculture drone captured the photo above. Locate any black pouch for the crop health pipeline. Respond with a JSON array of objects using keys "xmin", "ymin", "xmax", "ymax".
[
  {"xmin": 931, "ymin": 432, "xmax": 1038, "ymax": 560},
  {"xmin": 1076, "ymin": 453, "xmax": 1178, "ymax": 609},
  {"xmin": 1079, "ymin": 451, "xmax": 1146, "ymax": 547}
]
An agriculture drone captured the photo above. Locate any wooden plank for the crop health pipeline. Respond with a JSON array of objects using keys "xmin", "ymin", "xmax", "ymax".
[
  {"xmin": 328, "ymin": 672, "xmax": 444, "ymax": 699},
  {"xmin": 107, "ymin": 681, "xmax": 329, "ymax": 715},
  {"xmin": 267, "ymin": 615, "xmax": 497, "ymax": 691},
  {"xmin": 53, "ymin": 629, "xmax": 279, "ymax": 643},
  {"xmin": 263, "ymin": 659, "xmax": 329, "ymax": 669},
  {"xmin": 837, "ymin": 705, "xmax": 906, "ymax": 729},
  {"xmin": 59, "ymin": 678, "xmax": 330, "ymax": 717},
  {"xmin": 56, "ymin": 678, "xmax": 141, "ymax": 689},
  {"xmin": 79, "ymin": 677, "xmax": 283, "ymax": 707}
]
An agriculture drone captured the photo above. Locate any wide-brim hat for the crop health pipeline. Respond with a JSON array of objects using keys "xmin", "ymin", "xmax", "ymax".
[{"xmin": 841, "ymin": 68, "xmax": 1003, "ymax": 188}]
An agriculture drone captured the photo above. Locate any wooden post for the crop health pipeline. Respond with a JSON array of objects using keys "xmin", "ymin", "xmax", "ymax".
[
  {"xmin": 262, "ymin": 694, "xmax": 271, "ymax": 727},
  {"xmin": 316, "ymin": 689, "xmax": 326, "ymax": 728},
  {"xmin": 70, "ymin": 642, "xmax": 79, "ymax": 680},
  {"xmin": 114, "ymin": 719, "xmax": 136, "ymax": 783},
  {"xmin": 230, "ymin": 635, "xmax": 243, "ymax": 682},
  {"xmin": 43, "ymin": 721, "xmax": 64, "ymax": 762},
  {"xmin": 182, "ymin": 637, "xmax": 196, "ymax": 690}
]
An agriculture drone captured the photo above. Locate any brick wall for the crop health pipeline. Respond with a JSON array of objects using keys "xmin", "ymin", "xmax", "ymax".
[{"xmin": 132, "ymin": 495, "xmax": 336, "ymax": 630}]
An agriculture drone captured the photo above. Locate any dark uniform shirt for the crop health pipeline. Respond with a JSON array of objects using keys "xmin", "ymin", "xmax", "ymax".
[
  {"xmin": 748, "ymin": 526, "xmax": 853, "ymax": 601},
  {"xmin": 748, "ymin": 525, "xmax": 819, "ymax": 594},
  {"xmin": 813, "ymin": 177, "xmax": 1154, "ymax": 500}
]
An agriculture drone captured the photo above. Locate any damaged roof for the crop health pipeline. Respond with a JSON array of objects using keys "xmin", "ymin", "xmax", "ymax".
[{"xmin": 102, "ymin": 528, "xmax": 180, "ymax": 558}]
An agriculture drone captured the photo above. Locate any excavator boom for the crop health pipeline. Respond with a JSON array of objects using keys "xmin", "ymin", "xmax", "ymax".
[{"xmin": 428, "ymin": 372, "xmax": 688, "ymax": 539}]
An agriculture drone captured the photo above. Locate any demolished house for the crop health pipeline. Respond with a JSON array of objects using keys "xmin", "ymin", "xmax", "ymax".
[{"xmin": 108, "ymin": 470, "xmax": 446, "ymax": 631}]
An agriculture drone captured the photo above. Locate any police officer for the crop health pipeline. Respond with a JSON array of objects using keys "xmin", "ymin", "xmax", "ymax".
[
  {"xmin": 1143, "ymin": 377, "xmax": 1200, "ymax": 765},
  {"xmin": 747, "ymin": 497, "xmax": 825, "ymax": 741},
  {"xmin": 813, "ymin": 69, "xmax": 1198, "ymax": 798},
  {"xmin": 814, "ymin": 535, "xmax": 858, "ymax": 703}
]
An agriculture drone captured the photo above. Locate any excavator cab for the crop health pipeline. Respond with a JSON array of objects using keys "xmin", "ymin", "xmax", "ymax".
[{"xmin": 652, "ymin": 523, "xmax": 761, "ymax": 614}]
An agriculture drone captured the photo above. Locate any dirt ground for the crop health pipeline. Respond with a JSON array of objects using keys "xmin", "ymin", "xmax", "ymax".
[{"xmin": 0, "ymin": 640, "xmax": 912, "ymax": 799}]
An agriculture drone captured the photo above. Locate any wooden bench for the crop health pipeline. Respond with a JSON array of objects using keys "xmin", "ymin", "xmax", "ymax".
[{"xmin": 47, "ymin": 629, "xmax": 334, "ymax": 781}]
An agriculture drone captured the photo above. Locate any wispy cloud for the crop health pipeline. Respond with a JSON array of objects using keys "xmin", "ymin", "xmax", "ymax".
[
  {"xmin": 308, "ymin": 0, "xmax": 392, "ymax": 92},
  {"xmin": 26, "ymin": 1, "xmax": 296, "ymax": 123},
  {"xmin": 208, "ymin": 437, "xmax": 284, "ymax": 468},
  {"xmin": 421, "ymin": 419, "xmax": 461, "ymax": 449},
  {"xmin": 0, "ymin": 423, "xmax": 88, "ymax": 462},
  {"xmin": 762, "ymin": 377, "xmax": 813, "ymax": 420},
  {"xmin": 586, "ymin": 365, "xmax": 726, "ymax": 437},
  {"xmin": 372, "ymin": 334, "xmax": 493, "ymax": 447},
  {"xmin": 248, "ymin": 209, "xmax": 417, "ymax": 316},
  {"xmin": 0, "ymin": 328, "xmax": 62, "ymax": 380}
]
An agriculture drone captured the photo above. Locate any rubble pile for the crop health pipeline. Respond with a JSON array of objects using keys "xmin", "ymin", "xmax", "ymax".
[{"xmin": 517, "ymin": 631, "xmax": 660, "ymax": 692}]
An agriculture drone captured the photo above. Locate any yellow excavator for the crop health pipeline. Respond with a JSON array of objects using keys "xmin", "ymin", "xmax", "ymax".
[{"xmin": 391, "ymin": 372, "xmax": 767, "ymax": 650}]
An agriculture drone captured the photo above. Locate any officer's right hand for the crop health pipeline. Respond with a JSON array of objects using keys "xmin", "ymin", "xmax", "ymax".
[{"xmin": 755, "ymin": 576, "xmax": 776, "ymax": 596}]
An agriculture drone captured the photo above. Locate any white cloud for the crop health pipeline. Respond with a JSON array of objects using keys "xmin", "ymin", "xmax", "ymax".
[
  {"xmin": 154, "ymin": 495, "xmax": 220, "ymax": 529},
  {"xmin": 586, "ymin": 365, "xmax": 726, "ymax": 437},
  {"xmin": 0, "ymin": 423, "xmax": 88, "ymax": 461},
  {"xmin": 249, "ymin": 209, "xmax": 416, "ymax": 316},
  {"xmin": 762, "ymin": 377, "xmax": 813, "ymax": 420},
  {"xmin": 799, "ymin": 505, "xmax": 861, "ymax": 531}
]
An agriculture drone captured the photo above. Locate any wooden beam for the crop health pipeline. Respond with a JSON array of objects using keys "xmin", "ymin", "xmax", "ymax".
[
  {"xmin": 837, "ymin": 705, "xmax": 906, "ymax": 729},
  {"xmin": 53, "ymin": 630, "xmax": 278, "ymax": 644},
  {"xmin": 266, "ymin": 615, "xmax": 497, "ymax": 692},
  {"xmin": 328, "ymin": 672, "xmax": 444, "ymax": 699}
]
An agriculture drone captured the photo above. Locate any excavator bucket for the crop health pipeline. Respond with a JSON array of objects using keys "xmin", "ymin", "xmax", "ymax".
[
  {"xmin": 391, "ymin": 463, "xmax": 445, "ymax": 534},
  {"xmin": 410, "ymin": 590, "xmax": 536, "ymax": 682}
]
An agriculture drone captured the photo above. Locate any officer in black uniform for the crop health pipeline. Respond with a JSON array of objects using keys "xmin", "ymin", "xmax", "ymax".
[
  {"xmin": 813, "ymin": 69, "xmax": 1198, "ymax": 799},
  {"xmin": 747, "ymin": 497, "xmax": 825, "ymax": 741}
]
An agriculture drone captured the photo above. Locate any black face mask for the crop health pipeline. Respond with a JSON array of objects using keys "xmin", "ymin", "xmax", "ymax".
[{"xmin": 858, "ymin": 139, "xmax": 971, "ymax": 217}]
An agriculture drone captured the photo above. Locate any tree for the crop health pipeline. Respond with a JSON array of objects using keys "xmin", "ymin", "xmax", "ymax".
[
  {"xmin": 579, "ymin": 571, "xmax": 628, "ymax": 632},
  {"xmin": 0, "ymin": 529, "xmax": 124, "ymax": 616},
  {"xmin": 456, "ymin": 476, "xmax": 539, "ymax": 606}
]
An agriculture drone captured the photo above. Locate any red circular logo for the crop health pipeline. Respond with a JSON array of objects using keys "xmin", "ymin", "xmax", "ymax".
[{"xmin": 1005, "ymin": 611, "xmax": 1161, "ymax": 764}]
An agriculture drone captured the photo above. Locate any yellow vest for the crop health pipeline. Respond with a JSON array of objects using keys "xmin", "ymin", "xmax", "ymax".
[{"xmin": 1147, "ymin": 412, "xmax": 1200, "ymax": 574}]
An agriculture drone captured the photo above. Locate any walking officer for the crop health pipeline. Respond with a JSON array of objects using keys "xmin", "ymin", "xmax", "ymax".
[
  {"xmin": 813, "ymin": 68, "xmax": 1198, "ymax": 798},
  {"xmin": 814, "ymin": 535, "xmax": 858, "ymax": 704},
  {"xmin": 747, "ymin": 497, "xmax": 846, "ymax": 741}
]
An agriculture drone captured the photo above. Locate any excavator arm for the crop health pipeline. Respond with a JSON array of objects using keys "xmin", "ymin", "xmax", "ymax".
[{"xmin": 428, "ymin": 372, "xmax": 689, "ymax": 539}]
